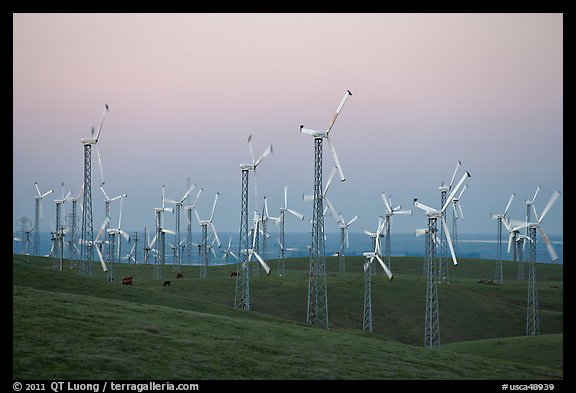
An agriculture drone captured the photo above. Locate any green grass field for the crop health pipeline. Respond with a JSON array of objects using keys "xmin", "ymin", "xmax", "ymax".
[{"xmin": 12, "ymin": 254, "xmax": 563, "ymax": 380}]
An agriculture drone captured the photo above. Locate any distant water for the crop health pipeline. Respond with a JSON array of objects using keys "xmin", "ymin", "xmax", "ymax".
[{"xmin": 14, "ymin": 231, "xmax": 563, "ymax": 266}]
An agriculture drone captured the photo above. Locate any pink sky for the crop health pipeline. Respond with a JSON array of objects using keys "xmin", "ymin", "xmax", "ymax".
[{"xmin": 13, "ymin": 13, "xmax": 563, "ymax": 237}]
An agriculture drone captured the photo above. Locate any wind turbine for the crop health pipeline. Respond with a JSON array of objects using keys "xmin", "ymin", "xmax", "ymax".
[
  {"xmin": 65, "ymin": 186, "xmax": 83, "ymax": 267},
  {"xmin": 300, "ymin": 90, "xmax": 352, "ymax": 329},
  {"xmin": 517, "ymin": 186, "xmax": 541, "ymax": 280},
  {"xmin": 235, "ymin": 135, "xmax": 272, "ymax": 311},
  {"xmin": 123, "ymin": 243, "xmax": 136, "ymax": 264},
  {"xmin": 491, "ymin": 193, "xmax": 515, "ymax": 283},
  {"xmin": 193, "ymin": 192, "xmax": 220, "ymax": 279},
  {"xmin": 362, "ymin": 217, "xmax": 393, "ymax": 333},
  {"xmin": 337, "ymin": 212, "xmax": 358, "ymax": 273},
  {"xmin": 450, "ymin": 183, "xmax": 467, "ymax": 257},
  {"xmin": 183, "ymin": 187, "xmax": 203, "ymax": 268},
  {"xmin": 166, "ymin": 182, "xmax": 196, "ymax": 272},
  {"xmin": 414, "ymin": 171, "xmax": 471, "ymax": 348},
  {"xmin": 276, "ymin": 186, "xmax": 304, "ymax": 277},
  {"xmin": 223, "ymin": 236, "xmax": 239, "ymax": 263},
  {"xmin": 153, "ymin": 185, "xmax": 174, "ymax": 280},
  {"xmin": 79, "ymin": 103, "xmax": 109, "ymax": 277},
  {"xmin": 33, "ymin": 182, "xmax": 54, "ymax": 256},
  {"xmin": 511, "ymin": 190, "xmax": 561, "ymax": 336},
  {"xmin": 14, "ymin": 217, "xmax": 34, "ymax": 255},
  {"xmin": 92, "ymin": 215, "xmax": 110, "ymax": 274},
  {"xmin": 100, "ymin": 183, "xmax": 127, "ymax": 273},
  {"xmin": 437, "ymin": 161, "xmax": 463, "ymax": 283},
  {"xmin": 106, "ymin": 194, "xmax": 129, "ymax": 282},
  {"xmin": 52, "ymin": 183, "xmax": 72, "ymax": 271},
  {"xmin": 381, "ymin": 193, "xmax": 412, "ymax": 272}
]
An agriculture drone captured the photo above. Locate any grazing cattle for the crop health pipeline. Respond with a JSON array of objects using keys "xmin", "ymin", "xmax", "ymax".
[
  {"xmin": 122, "ymin": 276, "xmax": 133, "ymax": 286},
  {"xmin": 176, "ymin": 272, "xmax": 184, "ymax": 279},
  {"xmin": 230, "ymin": 271, "xmax": 238, "ymax": 277},
  {"xmin": 162, "ymin": 280, "xmax": 171, "ymax": 287}
]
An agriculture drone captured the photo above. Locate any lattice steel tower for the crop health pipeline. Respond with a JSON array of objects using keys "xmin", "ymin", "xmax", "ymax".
[
  {"xmin": 235, "ymin": 136, "xmax": 272, "ymax": 310},
  {"xmin": 424, "ymin": 218, "xmax": 440, "ymax": 348},
  {"xmin": 235, "ymin": 167, "xmax": 251, "ymax": 309},
  {"xmin": 80, "ymin": 104, "xmax": 109, "ymax": 277},
  {"xmin": 300, "ymin": 90, "xmax": 352, "ymax": 329},
  {"xmin": 526, "ymin": 225, "xmax": 539, "ymax": 336},
  {"xmin": 496, "ymin": 216, "xmax": 504, "ymax": 284},
  {"xmin": 153, "ymin": 208, "xmax": 163, "ymax": 280},
  {"xmin": 362, "ymin": 256, "xmax": 373, "ymax": 333}
]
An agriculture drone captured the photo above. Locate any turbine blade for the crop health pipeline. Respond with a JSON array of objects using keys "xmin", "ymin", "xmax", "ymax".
[
  {"xmin": 504, "ymin": 193, "xmax": 516, "ymax": 216},
  {"xmin": 284, "ymin": 186, "xmax": 288, "ymax": 209},
  {"xmin": 254, "ymin": 145, "xmax": 273, "ymax": 167},
  {"xmin": 442, "ymin": 172, "xmax": 471, "ymax": 213},
  {"xmin": 95, "ymin": 244, "xmax": 108, "ymax": 272},
  {"xmin": 181, "ymin": 183, "xmax": 196, "ymax": 203},
  {"xmin": 287, "ymin": 208, "xmax": 304, "ymax": 220},
  {"xmin": 326, "ymin": 137, "xmax": 345, "ymax": 182},
  {"xmin": 448, "ymin": 161, "xmax": 462, "ymax": 189},
  {"xmin": 324, "ymin": 166, "xmax": 338, "ymax": 195},
  {"xmin": 100, "ymin": 185, "xmax": 111, "ymax": 201},
  {"xmin": 253, "ymin": 251, "xmax": 271, "ymax": 275},
  {"xmin": 381, "ymin": 193, "xmax": 392, "ymax": 212},
  {"xmin": 374, "ymin": 254, "xmax": 393, "ymax": 280},
  {"xmin": 96, "ymin": 145, "xmax": 105, "ymax": 184},
  {"xmin": 538, "ymin": 190, "xmax": 561, "ymax": 224},
  {"xmin": 210, "ymin": 222, "xmax": 221, "ymax": 248},
  {"xmin": 441, "ymin": 216, "xmax": 458, "ymax": 265},
  {"xmin": 325, "ymin": 197, "xmax": 340, "ymax": 225},
  {"xmin": 537, "ymin": 227, "xmax": 558, "ymax": 261},
  {"xmin": 247, "ymin": 135, "xmax": 255, "ymax": 164},
  {"xmin": 326, "ymin": 89, "xmax": 352, "ymax": 134},
  {"xmin": 531, "ymin": 185, "xmax": 541, "ymax": 204},
  {"xmin": 210, "ymin": 192, "xmax": 219, "ymax": 222}
]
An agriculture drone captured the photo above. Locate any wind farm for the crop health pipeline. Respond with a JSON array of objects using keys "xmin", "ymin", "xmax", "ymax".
[{"xmin": 13, "ymin": 13, "xmax": 562, "ymax": 381}]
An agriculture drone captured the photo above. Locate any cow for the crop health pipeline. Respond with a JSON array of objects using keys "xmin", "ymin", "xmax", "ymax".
[
  {"xmin": 176, "ymin": 272, "xmax": 184, "ymax": 279},
  {"xmin": 230, "ymin": 271, "xmax": 238, "ymax": 277},
  {"xmin": 162, "ymin": 280, "xmax": 171, "ymax": 287},
  {"xmin": 122, "ymin": 276, "xmax": 133, "ymax": 286}
]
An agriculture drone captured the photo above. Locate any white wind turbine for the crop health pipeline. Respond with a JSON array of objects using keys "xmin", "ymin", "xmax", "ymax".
[
  {"xmin": 362, "ymin": 216, "xmax": 393, "ymax": 333},
  {"xmin": 381, "ymin": 193, "xmax": 412, "ymax": 272},
  {"xmin": 79, "ymin": 103, "xmax": 109, "ymax": 277},
  {"xmin": 223, "ymin": 236, "xmax": 239, "ymax": 263},
  {"xmin": 33, "ymin": 182, "xmax": 54, "ymax": 256},
  {"xmin": 491, "ymin": 193, "xmax": 516, "ymax": 283},
  {"xmin": 414, "ymin": 170, "xmax": 471, "ymax": 348},
  {"xmin": 183, "ymin": 187, "xmax": 203, "ymax": 267},
  {"xmin": 235, "ymin": 135, "xmax": 273, "ymax": 311},
  {"xmin": 193, "ymin": 192, "xmax": 221, "ymax": 279},
  {"xmin": 100, "ymin": 183, "xmax": 127, "ymax": 268},
  {"xmin": 510, "ymin": 190, "xmax": 561, "ymax": 336},
  {"xmin": 437, "ymin": 161, "xmax": 463, "ymax": 283},
  {"xmin": 52, "ymin": 183, "xmax": 72, "ymax": 270},
  {"xmin": 300, "ymin": 90, "xmax": 352, "ymax": 329},
  {"xmin": 166, "ymin": 183, "xmax": 197, "ymax": 271},
  {"xmin": 152, "ymin": 185, "xmax": 175, "ymax": 280},
  {"xmin": 275, "ymin": 186, "xmax": 304, "ymax": 276},
  {"xmin": 450, "ymin": 183, "xmax": 468, "ymax": 257},
  {"xmin": 337, "ymin": 212, "xmax": 358, "ymax": 273},
  {"xmin": 106, "ymin": 194, "xmax": 129, "ymax": 282}
]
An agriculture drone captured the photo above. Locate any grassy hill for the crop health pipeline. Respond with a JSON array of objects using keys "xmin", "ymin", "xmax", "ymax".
[{"xmin": 12, "ymin": 254, "xmax": 563, "ymax": 380}]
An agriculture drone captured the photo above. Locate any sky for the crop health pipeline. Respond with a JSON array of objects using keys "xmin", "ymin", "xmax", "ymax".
[{"xmin": 13, "ymin": 13, "xmax": 563, "ymax": 242}]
